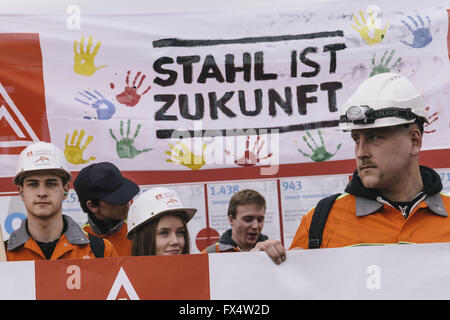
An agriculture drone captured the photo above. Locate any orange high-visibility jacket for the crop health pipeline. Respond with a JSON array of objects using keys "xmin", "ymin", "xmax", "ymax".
[
  {"xmin": 83, "ymin": 220, "xmax": 132, "ymax": 257},
  {"xmin": 6, "ymin": 215, "xmax": 118, "ymax": 261},
  {"xmin": 290, "ymin": 167, "xmax": 450, "ymax": 249}
]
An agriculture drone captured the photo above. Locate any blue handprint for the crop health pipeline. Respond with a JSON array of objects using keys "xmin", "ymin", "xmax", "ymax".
[
  {"xmin": 400, "ymin": 13, "xmax": 432, "ymax": 48},
  {"xmin": 75, "ymin": 89, "xmax": 116, "ymax": 120}
]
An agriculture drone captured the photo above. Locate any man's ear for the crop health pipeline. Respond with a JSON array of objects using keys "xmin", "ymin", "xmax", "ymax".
[
  {"xmin": 227, "ymin": 214, "xmax": 234, "ymax": 227},
  {"xmin": 63, "ymin": 184, "xmax": 70, "ymax": 199},
  {"xmin": 86, "ymin": 200, "xmax": 98, "ymax": 213},
  {"xmin": 410, "ymin": 127, "xmax": 422, "ymax": 156},
  {"xmin": 18, "ymin": 186, "xmax": 24, "ymax": 201}
]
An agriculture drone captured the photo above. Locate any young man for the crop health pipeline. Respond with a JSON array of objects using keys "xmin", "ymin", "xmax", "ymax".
[
  {"xmin": 7, "ymin": 142, "xmax": 118, "ymax": 261},
  {"xmin": 203, "ymin": 189, "xmax": 286, "ymax": 265},
  {"xmin": 290, "ymin": 72, "xmax": 450, "ymax": 249},
  {"xmin": 74, "ymin": 162, "xmax": 139, "ymax": 256}
]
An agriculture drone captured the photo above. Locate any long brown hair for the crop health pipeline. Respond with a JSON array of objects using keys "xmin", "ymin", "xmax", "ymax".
[{"xmin": 129, "ymin": 211, "xmax": 191, "ymax": 256}]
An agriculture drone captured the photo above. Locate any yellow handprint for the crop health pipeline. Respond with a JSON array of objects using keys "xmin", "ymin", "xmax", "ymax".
[
  {"xmin": 351, "ymin": 9, "xmax": 389, "ymax": 45},
  {"xmin": 165, "ymin": 142, "xmax": 207, "ymax": 170},
  {"xmin": 73, "ymin": 36, "xmax": 107, "ymax": 76},
  {"xmin": 64, "ymin": 129, "xmax": 96, "ymax": 165}
]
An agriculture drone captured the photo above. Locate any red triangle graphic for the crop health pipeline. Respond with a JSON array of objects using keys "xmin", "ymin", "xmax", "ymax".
[
  {"xmin": 115, "ymin": 286, "xmax": 131, "ymax": 300},
  {"xmin": 0, "ymin": 84, "xmax": 39, "ymax": 154}
]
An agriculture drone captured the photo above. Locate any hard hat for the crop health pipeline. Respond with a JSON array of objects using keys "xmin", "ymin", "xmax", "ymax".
[
  {"xmin": 13, "ymin": 141, "xmax": 72, "ymax": 185},
  {"xmin": 339, "ymin": 72, "xmax": 429, "ymax": 131},
  {"xmin": 127, "ymin": 186, "xmax": 197, "ymax": 238}
]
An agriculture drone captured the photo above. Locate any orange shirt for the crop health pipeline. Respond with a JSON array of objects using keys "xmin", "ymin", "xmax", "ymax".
[
  {"xmin": 290, "ymin": 192, "xmax": 450, "ymax": 249},
  {"xmin": 83, "ymin": 221, "xmax": 132, "ymax": 257},
  {"xmin": 6, "ymin": 215, "xmax": 118, "ymax": 261}
]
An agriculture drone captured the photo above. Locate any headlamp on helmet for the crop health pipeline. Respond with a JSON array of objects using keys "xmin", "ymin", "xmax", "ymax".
[
  {"xmin": 340, "ymin": 105, "xmax": 418, "ymax": 125},
  {"xmin": 338, "ymin": 72, "xmax": 429, "ymax": 131}
]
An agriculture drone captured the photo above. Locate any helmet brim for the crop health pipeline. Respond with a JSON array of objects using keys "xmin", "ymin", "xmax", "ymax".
[
  {"xmin": 127, "ymin": 207, "xmax": 197, "ymax": 238},
  {"xmin": 13, "ymin": 168, "xmax": 72, "ymax": 186}
]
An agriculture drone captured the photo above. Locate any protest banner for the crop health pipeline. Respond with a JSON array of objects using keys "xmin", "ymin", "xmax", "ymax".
[{"xmin": 0, "ymin": 0, "xmax": 449, "ymax": 252}]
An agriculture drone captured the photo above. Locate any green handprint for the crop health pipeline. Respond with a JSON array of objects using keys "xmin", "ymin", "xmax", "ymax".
[
  {"xmin": 109, "ymin": 119, "xmax": 152, "ymax": 159},
  {"xmin": 370, "ymin": 50, "xmax": 402, "ymax": 77},
  {"xmin": 297, "ymin": 130, "xmax": 342, "ymax": 162}
]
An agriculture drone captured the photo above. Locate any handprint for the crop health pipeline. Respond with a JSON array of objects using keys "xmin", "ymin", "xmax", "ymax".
[
  {"xmin": 73, "ymin": 36, "xmax": 106, "ymax": 76},
  {"xmin": 165, "ymin": 142, "xmax": 207, "ymax": 170},
  {"xmin": 115, "ymin": 70, "xmax": 151, "ymax": 107},
  {"xmin": 400, "ymin": 13, "xmax": 432, "ymax": 48},
  {"xmin": 64, "ymin": 129, "xmax": 96, "ymax": 165},
  {"xmin": 369, "ymin": 50, "xmax": 402, "ymax": 77},
  {"xmin": 109, "ymin": 119, "xmax": 152, "ymax": 159},
  {"xmin": 75, "ymin": 89, "xmax": 116, "ymax": 120},
  {"xmin": 297, "ymin": 130, "xmax": 342, "ymax": 162},
  {"xmin": 234, "ymin": 136, "xmax": 272, "ymax": 167},
  {"xmin": 424, "ymin": 106, "xmax": 439, "ymax": 134},
  {"xmin": 351, "ymin": 9, "xmax": 389, "ymax": 45}
]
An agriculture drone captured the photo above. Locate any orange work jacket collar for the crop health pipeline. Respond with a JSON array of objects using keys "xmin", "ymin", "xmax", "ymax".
[
  {"xmin": 7, "ymin": 215, "xmax": 90, "ymax": 251},
  {"xmin": 355, "ymin": 193, "xmax": 448, "ymax": 217}
]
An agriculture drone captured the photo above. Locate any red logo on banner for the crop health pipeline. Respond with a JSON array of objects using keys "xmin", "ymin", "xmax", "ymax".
[
  {"xmin": 34, "ymin": 255, "xmax": 210, "ymax": 300},
  {"xmin": 0, "ymin": 33, "xmax": 50, "ymax": 154}
]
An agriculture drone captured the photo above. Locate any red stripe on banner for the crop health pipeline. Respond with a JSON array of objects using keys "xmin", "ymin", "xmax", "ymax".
[
  {"xmin": 193, "ymin": 184, "xmax": 221, "ymax": 252},
  {"xmin": 276, "ymin": 179, "xmax": 285, "ymax": 246},
  {"xmin": 35, "ymin": 254, "xmax": 210, "ymax": 300},
  {"xmin": 1, "ymin": 148, "xmax": 449, "ymax": 193},
  {"xmin": 203, "ymin": 184, "xmax": 210, "ymax": 229}
]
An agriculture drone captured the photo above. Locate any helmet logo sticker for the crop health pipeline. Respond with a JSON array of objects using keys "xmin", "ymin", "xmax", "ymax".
[
  {"xmin": 35, "ymin": 156, "xmax": 50, "ymax": 163},
  {"xmin": 166, "ymin": 197, "xmax": 179, "ymax": 205}
]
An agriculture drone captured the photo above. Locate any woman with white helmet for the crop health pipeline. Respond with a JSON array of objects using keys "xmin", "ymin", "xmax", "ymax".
[{"xmin": 127, "ymin": 187, "xmax": 197, "ymax": 256}]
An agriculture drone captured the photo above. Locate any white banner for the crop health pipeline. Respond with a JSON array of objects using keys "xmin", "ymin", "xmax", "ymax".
[
  {"xmin": 3, "ymin": 242, "xmax": 450, "ymax": 300},
  {"xmin": 209, "ymin": 242, "xmax": 450, "ymax": 300},
  {"xmin": 0, "ymin": 0, "xmax": 449, "ymax": 178}
]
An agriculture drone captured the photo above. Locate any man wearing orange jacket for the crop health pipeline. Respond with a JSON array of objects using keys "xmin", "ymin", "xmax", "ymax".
[
  {"xmin": 74, "ymin": 162, "xmax": 139, "ymax": 256},
  {"xmin": 7, "ymin": 142, "xmax": 118, "ymax": 261},
  {"xmin": 290, "ymin": 72, "xmax": 450, "ymax": 250}
]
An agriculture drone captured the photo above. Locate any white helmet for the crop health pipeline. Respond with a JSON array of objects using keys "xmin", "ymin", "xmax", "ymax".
[
  {"xmin": 127, "ymin": 187, "xmax": 197, "ymax": 238},
  {"xmin": 339, "ymin": 72, "xmax": 429, "ymax": 131},
  {"xmin": 14, "ymin": 141, "xmax": 72, "ymax": 185}
]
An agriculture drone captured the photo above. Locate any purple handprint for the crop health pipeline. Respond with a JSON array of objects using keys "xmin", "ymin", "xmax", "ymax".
[
  {"xmin": 75, "ymin": 89, "xmax": 116, "ymax": 120},
  {"xmin": 400, "ymin": 13, "xmax": 432, "ymax": 48}
]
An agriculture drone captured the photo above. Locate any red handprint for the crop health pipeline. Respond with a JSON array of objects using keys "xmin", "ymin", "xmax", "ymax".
[
  {"xmin": 424, "ymin": 106, "xmax": 439, "ymax": 134},
  {"xmin": 115, "ymin": 70, "xmax": 151, "ymax": 107},
  {"xmin": 234, "ymin": 136, "xmax": 272, "ymax": 167}
]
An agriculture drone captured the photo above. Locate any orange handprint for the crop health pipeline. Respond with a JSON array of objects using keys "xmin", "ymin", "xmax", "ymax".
[{"xmin": 73, "ymin": 36, "xmax": 107, "ymax": 76}]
